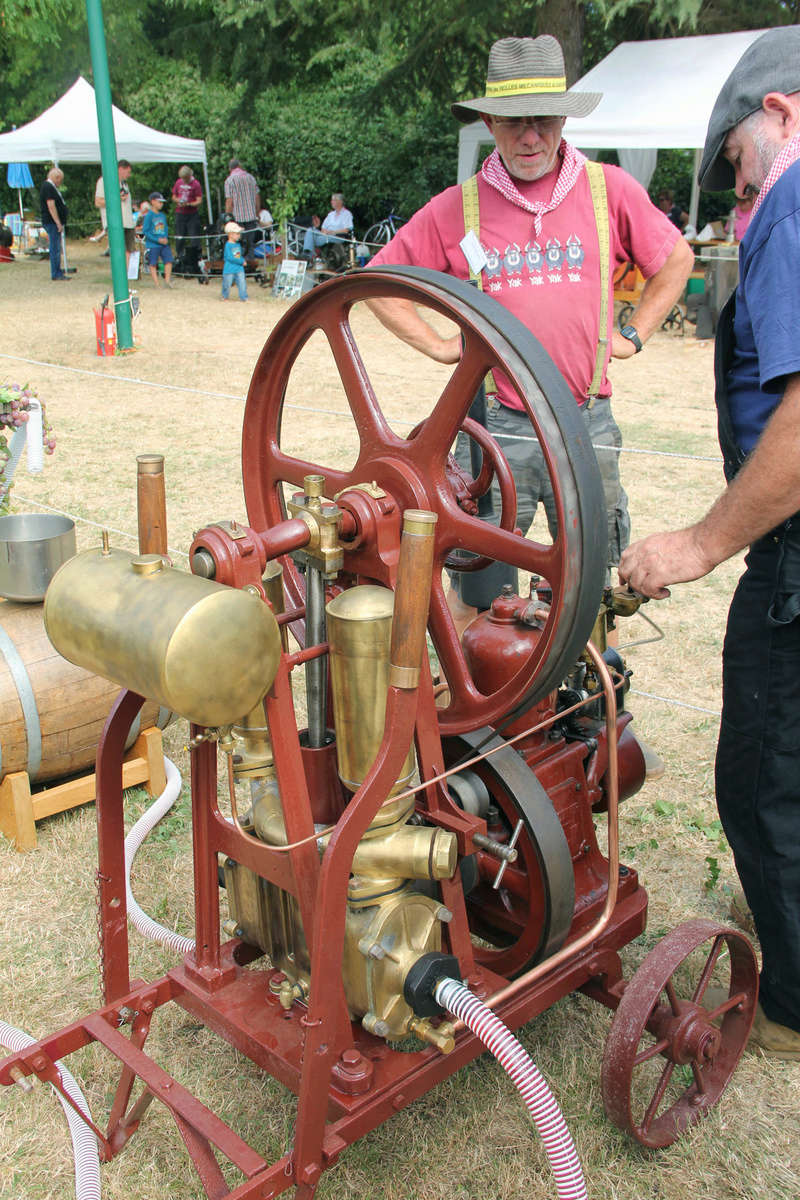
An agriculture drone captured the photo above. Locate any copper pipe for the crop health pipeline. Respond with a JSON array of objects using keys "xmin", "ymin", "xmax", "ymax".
[
  {"xmin": 260, "ymin": 680, "xmax": 618, "ymax": 855},
  {"xmin": 456, "ymin": 639, "xmax": 620, "ymax": 1024},
  {"xmin": 136, "ymin": 453, "xmax": 168, "ymax": 556}
]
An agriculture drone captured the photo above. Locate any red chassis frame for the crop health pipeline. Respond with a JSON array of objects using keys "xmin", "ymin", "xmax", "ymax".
[{"xmin": 0, "ymin": 654, "xmax": 644, "ymax": 1200}]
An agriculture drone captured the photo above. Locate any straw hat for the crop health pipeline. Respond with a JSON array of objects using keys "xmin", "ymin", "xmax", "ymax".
[{"xmin": 451, "ymin": 36, "xmax": 601, "ymax": 124}]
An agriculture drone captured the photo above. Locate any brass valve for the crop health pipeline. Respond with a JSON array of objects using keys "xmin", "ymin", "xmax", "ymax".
[{"xmin": 286, "ymin": 474, "xmax": 344, "ymax": 578}]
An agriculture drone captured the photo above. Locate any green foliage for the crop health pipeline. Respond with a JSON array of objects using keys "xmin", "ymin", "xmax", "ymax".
[
  {"xmin": 704, "ymin": 854, "xmax": 721, "ymax": 891},
  {"xmin": 1, "ymin": 0, "xmax": 795, "ymax": 234}
]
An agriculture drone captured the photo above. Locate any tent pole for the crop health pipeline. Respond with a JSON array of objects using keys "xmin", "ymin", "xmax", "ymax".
[
  {"xmin": 689, "ymin": 147, "xmax": 702, "ymax": 232},
  {"xmin": 202, "ymin": 159, "xmax": 213, "ymax": 225},
  {"xmin": 85, "ymin": 0, "xmax": 133, "ymax": 350}
]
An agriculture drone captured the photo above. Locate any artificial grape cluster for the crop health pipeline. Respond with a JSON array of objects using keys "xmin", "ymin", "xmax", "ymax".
[{"xmin": 0, "ymin": 382, "xmax": 57, "ymax": 509}]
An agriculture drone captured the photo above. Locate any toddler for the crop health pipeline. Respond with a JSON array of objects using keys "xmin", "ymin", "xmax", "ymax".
[
  {"xmin": 141, "ymin": 193, "xmax": 173, "ymax": 287},
  {"xmin": 222, "ymin": 221, "xmax": 248, "ymax": 301}
]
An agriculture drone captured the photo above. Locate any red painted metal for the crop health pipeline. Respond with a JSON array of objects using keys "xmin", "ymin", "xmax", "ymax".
[
  {"xmin": 239, "ymin": 270, "xmax": 600, "ymax": 734},
  {"xmin": 0, "ymin": 271, "xmax": 758, "ymax": 1198},
  {"xmin": 600, "ymin": 919, "xmax": 758, "ymax": 1148}
]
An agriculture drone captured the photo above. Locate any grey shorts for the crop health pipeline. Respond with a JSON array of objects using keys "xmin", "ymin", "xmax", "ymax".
[{"xmin": 452, "ymin": 395, "xmax": 629, "ymax": 591}]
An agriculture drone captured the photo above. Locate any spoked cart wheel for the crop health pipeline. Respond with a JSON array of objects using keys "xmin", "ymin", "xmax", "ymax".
[
  {"xmin": 241, "ymin": 265, "xmax": 606, "ymax": 736},
  {"xmin": 601, "ymin": 918, "xmax": 758, "ymax": 1148}
]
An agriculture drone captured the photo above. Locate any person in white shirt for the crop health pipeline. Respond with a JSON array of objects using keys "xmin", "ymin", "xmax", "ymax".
[{"xmin": 303, "ymin": 192, "xmax": 353, "ymax": 258}]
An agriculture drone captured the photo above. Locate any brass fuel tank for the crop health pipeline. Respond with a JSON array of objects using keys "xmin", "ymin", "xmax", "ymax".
[{"xmin": 44, "ymin": 546, "xmax": 281, "ymax": 728}]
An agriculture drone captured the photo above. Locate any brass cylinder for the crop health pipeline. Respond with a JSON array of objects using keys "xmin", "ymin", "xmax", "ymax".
[
  {"xmin": 44, "ymin": 546, "xmax": 282, "ymax": 728},
  {"xmin": 326, "ymin": 585, "xmax": 415, "ymax": 799},
  {"xmin": 136, "ymin": 454, "xmax": 168, "ymax": 557}
]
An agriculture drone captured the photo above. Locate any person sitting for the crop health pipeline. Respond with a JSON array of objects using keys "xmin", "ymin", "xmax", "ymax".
[
  {"xmin": 302, "ymin": 193, "xmax": 353, "ymax": 260},
  {"xmin": 141, "ymin": 192, "xmax": 174, "ymax": 287},
  {"xmin": 657, "ymin": 189, "xmax": 689, "ymax": 232}
]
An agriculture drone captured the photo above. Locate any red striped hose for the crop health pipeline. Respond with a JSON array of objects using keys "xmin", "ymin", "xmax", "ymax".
[{"xmin": 434, "ymin": 977, "xmax": 587, "ymax": 1200}]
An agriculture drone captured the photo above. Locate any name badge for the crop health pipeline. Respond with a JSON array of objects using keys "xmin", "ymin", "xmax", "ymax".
[{"xmin": 460, "ymin": 230, "xmax": 487, "ymax": 275}]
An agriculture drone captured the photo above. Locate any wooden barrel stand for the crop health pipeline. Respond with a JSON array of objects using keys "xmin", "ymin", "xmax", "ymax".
[
  {"xmin": 0, "ymin": 725, "xmax": 167, "ymax": 851},
  {"xmin": 0, "ymin": 598, "xmax": 171, "ymax": 851}
]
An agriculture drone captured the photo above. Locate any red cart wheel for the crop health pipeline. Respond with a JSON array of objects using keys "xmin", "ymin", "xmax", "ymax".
[
  {"xmin": 242, "ymin": 266, "xmax": 605, "ymax": 734},
  {"xmin": 601, "ymin": 918, "xmax": 758, "ymax": 1148}
]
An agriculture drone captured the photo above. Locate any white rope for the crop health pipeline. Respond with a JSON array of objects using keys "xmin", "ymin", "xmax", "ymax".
[
  {"xmin": 11, "ymin": 495, "xmax": 189, "ymax": 561},
  {"xmin": 629, "ymin": 687, "xmax": 720, "ymax": 717},
  {"xmin": 0, "ymin": 353, "xmax": 722, "ymax": 466}
]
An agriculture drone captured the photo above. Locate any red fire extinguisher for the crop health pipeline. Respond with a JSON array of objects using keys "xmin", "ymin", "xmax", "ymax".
[{"xmin": 94, "ymin": 295, "xmax": 117, "ymax": 357}]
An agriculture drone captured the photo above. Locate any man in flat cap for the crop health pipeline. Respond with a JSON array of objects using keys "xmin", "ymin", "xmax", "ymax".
[
  {"xmin": 369, "ymin": 35, "xmax": 692, "ymax": 633},
  {"xmin": 620, "ymin": 26, "xmax": 800, "ymax": 1058}
]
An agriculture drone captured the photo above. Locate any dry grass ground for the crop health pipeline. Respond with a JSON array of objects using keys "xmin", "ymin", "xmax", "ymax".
[{"xmin": 0, "ymin": 240, "xmax": 798, "ymax": 1200}]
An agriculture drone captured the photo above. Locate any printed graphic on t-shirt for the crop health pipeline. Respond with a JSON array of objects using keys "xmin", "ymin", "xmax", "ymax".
[{"xmin": 483, "ymin": 234, "xmax": 585, "ymax": 291}]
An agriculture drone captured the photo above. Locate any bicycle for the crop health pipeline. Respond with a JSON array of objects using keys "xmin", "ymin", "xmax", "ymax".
[{"xmin": 363, "ymin": 211, "xmax": 405, "ymax": 247}]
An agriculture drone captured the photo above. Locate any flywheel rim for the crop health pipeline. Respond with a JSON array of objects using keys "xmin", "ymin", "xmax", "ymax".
[{"xmin": 242, "ymin": 266, "xmax": 605, "ymax": 734}]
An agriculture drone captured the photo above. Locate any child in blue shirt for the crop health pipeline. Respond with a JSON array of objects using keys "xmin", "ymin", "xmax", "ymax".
[
  {"xmin": 141, "ymin": 192, "xmax": 173, "ymax": 287},
  {"xmin": 222, "ymin": 221, "xmax": 248, "ymax": 301}
]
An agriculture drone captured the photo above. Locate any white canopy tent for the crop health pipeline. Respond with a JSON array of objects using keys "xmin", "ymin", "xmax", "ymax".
[
  {"xmin": 0, "ymin": 76, "xmax": 212, "ymax": 219},
  {"xmin": 456, "ymin": 28, "xmax": 770, "ymax": 227}
]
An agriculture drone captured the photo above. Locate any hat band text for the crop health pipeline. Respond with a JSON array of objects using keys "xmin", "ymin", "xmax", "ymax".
[{"xmin": 485, "ymin": 75, "xmax": 567, "ymax": 98}]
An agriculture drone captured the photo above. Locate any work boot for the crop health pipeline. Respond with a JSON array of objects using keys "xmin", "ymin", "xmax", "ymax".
[
  {"xmin": 703, "ymin": 987, "xmax": 800, "ymax": 1061},
  {"xmin": 748, "ymin": 1003, "xmax": 800, "ymax": 1060}
]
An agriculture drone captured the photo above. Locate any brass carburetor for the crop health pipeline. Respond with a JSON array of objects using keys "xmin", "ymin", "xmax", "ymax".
[{"xmin": 225, "ymin": 568, "xmax": 457, "ymax": 1051}]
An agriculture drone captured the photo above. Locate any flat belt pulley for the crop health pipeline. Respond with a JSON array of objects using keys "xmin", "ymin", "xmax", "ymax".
[
  {"xmin": 241, "ymin": 265, "xmax": 605, "ymax": 735},
  {"xmin": 444, "ymin": 728, "xmax": 575, "ymax": 977}
]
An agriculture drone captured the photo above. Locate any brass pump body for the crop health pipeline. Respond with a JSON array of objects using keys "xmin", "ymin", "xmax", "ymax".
[{"xmin": 225, "ymin": 582, "xmax": 457, "ymax": 1043}]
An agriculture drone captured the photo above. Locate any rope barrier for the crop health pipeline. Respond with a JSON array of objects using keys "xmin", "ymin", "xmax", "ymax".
[
  {"xmin": 11, "ymin": 493, "xmax": 189, "ymax": 561},
  {"xmin": 628, "ymin": 687, "xmax": 720, "ymax": 717},
  {"xmin": 0, "ymin": 353, "xmax": 722, "ymax": 466}
]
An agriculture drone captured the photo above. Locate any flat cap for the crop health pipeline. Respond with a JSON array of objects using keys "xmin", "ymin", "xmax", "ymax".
[{"xmin": 700, "ymin": 26, "xmax": 800, "ymax": 191}]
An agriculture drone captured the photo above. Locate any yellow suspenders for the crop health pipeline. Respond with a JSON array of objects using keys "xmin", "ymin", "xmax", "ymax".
[
  {"xmin": 584, "ymin": 160, "xmax": 610, "ymax": 406},
  {"xmin": 461, "ymin": 162, "xmax": 611, "ymax": 406},
  {"xmin": 461, "ymin": 173, "xmax": 495, "ymax": 391}
]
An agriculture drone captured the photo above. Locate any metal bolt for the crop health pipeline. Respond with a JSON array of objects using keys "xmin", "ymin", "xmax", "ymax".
[
  {"xmin": 435, "ymin": 906, "xmax": 453, "ymax": 923},
  {"xmin": 367, "ymin": 943, "xmax": 385, "ymax": 960},
  {"xmin": 341, "ymin": 1049, "xmax": 362, "ymax": 1067}
]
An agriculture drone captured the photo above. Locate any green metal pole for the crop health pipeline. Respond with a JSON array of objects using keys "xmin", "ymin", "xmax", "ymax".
[{"xmin": 85, "ymin": 0, "xmax": 133, "ymax": 350}]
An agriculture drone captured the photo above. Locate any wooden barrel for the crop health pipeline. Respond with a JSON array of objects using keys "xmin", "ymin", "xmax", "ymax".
[{"xmin": 0, "ymin": 599, "xmax": 170, "ymax": 784}]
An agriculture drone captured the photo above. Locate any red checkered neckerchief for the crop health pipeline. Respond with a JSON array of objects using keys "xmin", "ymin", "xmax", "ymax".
[
  {"xmin": 481, "ymin": 140, "xmax": 588, "ymax": 239},
  {"xmin": 751, "ymin": 133, "xmax": 800, "ymax": 219}
]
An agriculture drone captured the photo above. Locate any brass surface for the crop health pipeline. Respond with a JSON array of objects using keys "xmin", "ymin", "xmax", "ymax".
[
  {"xmin": 401, "ymin": 510, "xmax": 438, "ymax": 536},
  {"xmin": 44, "ymin": 546, "xmax": 282, "ymax": 728},
  {"xmin": 232, "ymin": 704, "xmax": 274, "ymax": 780},
  {"xmin": 326, "ymin": 585, "xmax": 416, "ymax": 797},
  {"xmin": 286, "ymin": 482, "xmax": 344, "ymax": 577},
  {"xmin": 343, "ymin": 887, "xmax": 446, "ymax": 1040},
  {"xmin": 136, "ymin": 453, "xmax": 164, "ymax": 475}
]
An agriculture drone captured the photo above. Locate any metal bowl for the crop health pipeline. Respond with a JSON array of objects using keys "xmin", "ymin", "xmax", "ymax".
[{"xmin": 0, "ymin": 513, "xmax": 77, "ymax": 602}]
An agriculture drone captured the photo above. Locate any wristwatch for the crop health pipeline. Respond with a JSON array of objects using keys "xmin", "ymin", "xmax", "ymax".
[{"xmin": 620, "ymin": 324, "xmax": 643, "ymax": 353}]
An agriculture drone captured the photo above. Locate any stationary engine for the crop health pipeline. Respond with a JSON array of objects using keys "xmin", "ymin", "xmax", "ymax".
[{"xmin": 1, "ymin": 268, "xmax": 758, "ymax": 1197}]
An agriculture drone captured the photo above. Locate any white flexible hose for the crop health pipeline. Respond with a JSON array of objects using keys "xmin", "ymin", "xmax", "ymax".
[
  {"xmin": 0, "ymin": 1020, "xmax": 101, "ymax": 1200},
  {"xmin": 434, "ymin": 978, "xmax": 588, "ymax": 1200},
  {"xmin": 0, "ymin": 757, "xmax": 190, "ymax": 1200},
  {"xmin": 124, "ymin": 756, "xmax": 195, "ymax": 954}
]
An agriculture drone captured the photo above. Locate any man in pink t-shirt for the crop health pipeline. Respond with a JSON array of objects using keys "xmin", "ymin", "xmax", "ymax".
[{"xmin": 369, "ymin": 35, "xmax": 693, "ymax": 622}]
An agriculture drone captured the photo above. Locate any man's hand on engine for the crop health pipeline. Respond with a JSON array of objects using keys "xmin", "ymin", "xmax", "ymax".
[{"xmin": 618, "ymin": 527, "xmax": 716, "ymax": 599}]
